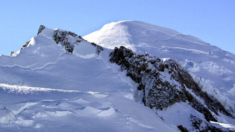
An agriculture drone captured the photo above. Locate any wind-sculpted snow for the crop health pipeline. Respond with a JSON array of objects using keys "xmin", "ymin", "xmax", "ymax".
[
  {"xmin": 84, "ymin": 20, "xmax": 235, "ymax": 114},
  {"xmin": 0, "ymin": 84, "xmax": 178, "ymax": 132}
]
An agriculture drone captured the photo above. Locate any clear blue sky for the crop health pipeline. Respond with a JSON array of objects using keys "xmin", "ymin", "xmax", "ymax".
[{"xmin": 0, "ymin": 0, "xmax": 234, "ymax": 55}]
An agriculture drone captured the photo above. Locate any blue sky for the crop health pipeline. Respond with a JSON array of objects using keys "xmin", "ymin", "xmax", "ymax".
[{"xmin": 0, "ymin": 0, "xmax": 234, "ymax": 55}]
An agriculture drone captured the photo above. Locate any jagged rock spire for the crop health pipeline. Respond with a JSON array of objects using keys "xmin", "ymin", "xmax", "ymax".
[{"xmin": 37, "ymin": 25, "xmax": 46, "ymax": 35}]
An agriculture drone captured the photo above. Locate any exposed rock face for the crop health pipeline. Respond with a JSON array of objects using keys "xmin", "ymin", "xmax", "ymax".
[
  {"xmin": 53, "ymin": 29, "xmax": 103, "ymax": 54},
  {"xmin": 18, "ymin": 25, "xmax": 104, "ymax": 55},
  {"xmin": 177, "ymin": 125, "xmax": 189, "ymax": 132},
  {"xmin": 19, "ymin": 25, "xmax": 45, "ymax": 52},
  {"xmin": 37, "ymin": 25, "xmax": 45, "ymax": 35},
  {"xmin": 109, "ymin": 46, "xmax": 234, "ymax": 131},
  {"xmin": 188, "ymin": 115, "xmax": 229, "ymax": 132},
  {"xmin": 53, "ymin": 29, "xmax": 82, "ymax": 53},
  {"xmin": 178, "ymin": 115, "xmax": 228, "ymax": 132},
  {"xmin": 10, "ymin": 51, "xmax": 15, "ymax": 56},
  {"xmin": 90, "ymin": 42, "xmax": 104, "ymax": 54},
  {"xmin": 21, "ymin": 40, "xmax": 30, "ymax": 50}
]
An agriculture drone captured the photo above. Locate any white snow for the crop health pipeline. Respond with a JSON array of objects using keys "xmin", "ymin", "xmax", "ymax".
[
  {"xmin": 1, "ymin": 21, "xmax": 235, "ymax": 131},
  {"xmin": 97, "ymin": 107, "xmax": 115, "ymax": 117},
  {"xmin": 0, "ymin": 26, "xmax": 178, "ymax": 131},
  {"xmin": 211, "ymin": 121, "xmax": 235, "ymax": 130},
  {"xmin": 84, "ymin": 20, "xmax": 235, "ymax": 113},
  {"xmin": 228, "ymin": 84, "xmax": 235, "ymax": 96}
]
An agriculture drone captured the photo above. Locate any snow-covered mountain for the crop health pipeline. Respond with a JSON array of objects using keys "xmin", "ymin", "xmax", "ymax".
[
  {"xmin": 84, "ymin": 20, "xmax": 235, "ymax": 113},
  {"xmin": 0, "ymin": 23, "xmax": 234, "ymax": 131}
]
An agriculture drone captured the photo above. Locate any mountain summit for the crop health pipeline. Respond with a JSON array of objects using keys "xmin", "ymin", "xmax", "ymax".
[
  {"xmin": 84, "ymin": 21, "xmax": 207, "ymax": 51},
  {"xmin": 0, "ymin": 24, "xmax": 234, "ymax": 131},
  {"xmin": 84, "ymin": 21, "xmax": 235, "ymax": 113}
]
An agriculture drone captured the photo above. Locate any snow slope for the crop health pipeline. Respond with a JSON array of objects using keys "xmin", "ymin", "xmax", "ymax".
[
  {"xmin": 0, "ymin": 26, "xmax": 178, "ymax": 131},
  {"xmin": 0, "ymin": 84, "xmax": 178, "ymax": 132},
  {"xmin": 0, "ymin": 25, "xmax": 234, "ymax": 131},
  {"xmin": 84, "ymin": 21, "xmax": 235, "ymax": 112}
]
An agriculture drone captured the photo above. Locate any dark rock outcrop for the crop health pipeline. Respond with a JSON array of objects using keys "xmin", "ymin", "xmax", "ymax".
[
  {"xmin": 53, "ymin": 29, "xmax": 81, "ymax": 53},
  {"xmin": 109, "ymin": 46, "xmax": 234, "ymax": 131},
  {"xmin": 10, "ymin": 51, "xmax": 15, "ymax": 56},
  {"xmin": 19, "ymin": 25, "xmax": 104, "ymax": 55},
  {"xmin": 53, "ymin": 29, "xmax": 103, "ymax": 54},
  {"xmin": 21, "ymin": 40, "xmax": 30, "ymax": 50},
  {"xmin": 37, "ymin": 25, "xmax": 45, "ymax": 35},
  {"xmin": 188, "ymin": 115, "xmax": 231, "ymax": 132},
  {"xmin": 178, "ymin": 125, "xmax": 189, "ymax": 132},
  {"xmin": 91, "ymin": 42, "xmax": 103, "ymax": 54}
]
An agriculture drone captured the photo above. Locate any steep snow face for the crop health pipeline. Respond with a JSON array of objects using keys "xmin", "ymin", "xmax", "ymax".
[{"xmin": 84, "ymin": 21, "xmax": 235, "ymax": 112}]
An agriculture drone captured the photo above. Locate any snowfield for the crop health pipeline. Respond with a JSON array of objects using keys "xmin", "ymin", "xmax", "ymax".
[
  {"xmin": 0, "ymin": 22, "xmax": 234, "ymax": 131},
  {"xmin": 0, "ymin": 84, "xmax": 178, "ymax": 132}
]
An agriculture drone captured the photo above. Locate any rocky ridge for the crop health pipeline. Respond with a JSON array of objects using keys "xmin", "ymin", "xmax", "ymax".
[
  {"xmin": 17, "ymin": 25, "xmax": 103, "ymax": 56},
  {"xmin": 109, "ymin": 46, "xmax": 234, "ymax": 131}
]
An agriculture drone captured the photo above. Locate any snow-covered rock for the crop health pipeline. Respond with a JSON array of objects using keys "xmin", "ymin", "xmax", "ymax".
[
  {"xmin": 109, "ymin": 46, "xmax": 234, "ymax": 131},
  {"xmin": 84, "ymin": 20, "xmax": 235, "ymax": 114}
]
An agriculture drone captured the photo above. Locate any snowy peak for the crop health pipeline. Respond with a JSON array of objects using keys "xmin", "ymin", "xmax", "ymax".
[
  {"xmin": 14, "ymin": 25, "xmax": 103, "ymax": 57},
  {"xmin": 1, "ymin": 24, "xmax": 235, "ymax": 131},
  {"xmin": 84, "ymin": 21, "xmax": 208, "ymax": 52},
  {"xmin": 84, "ymin": 20, "xmax": 235, "ymax": 118}
]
